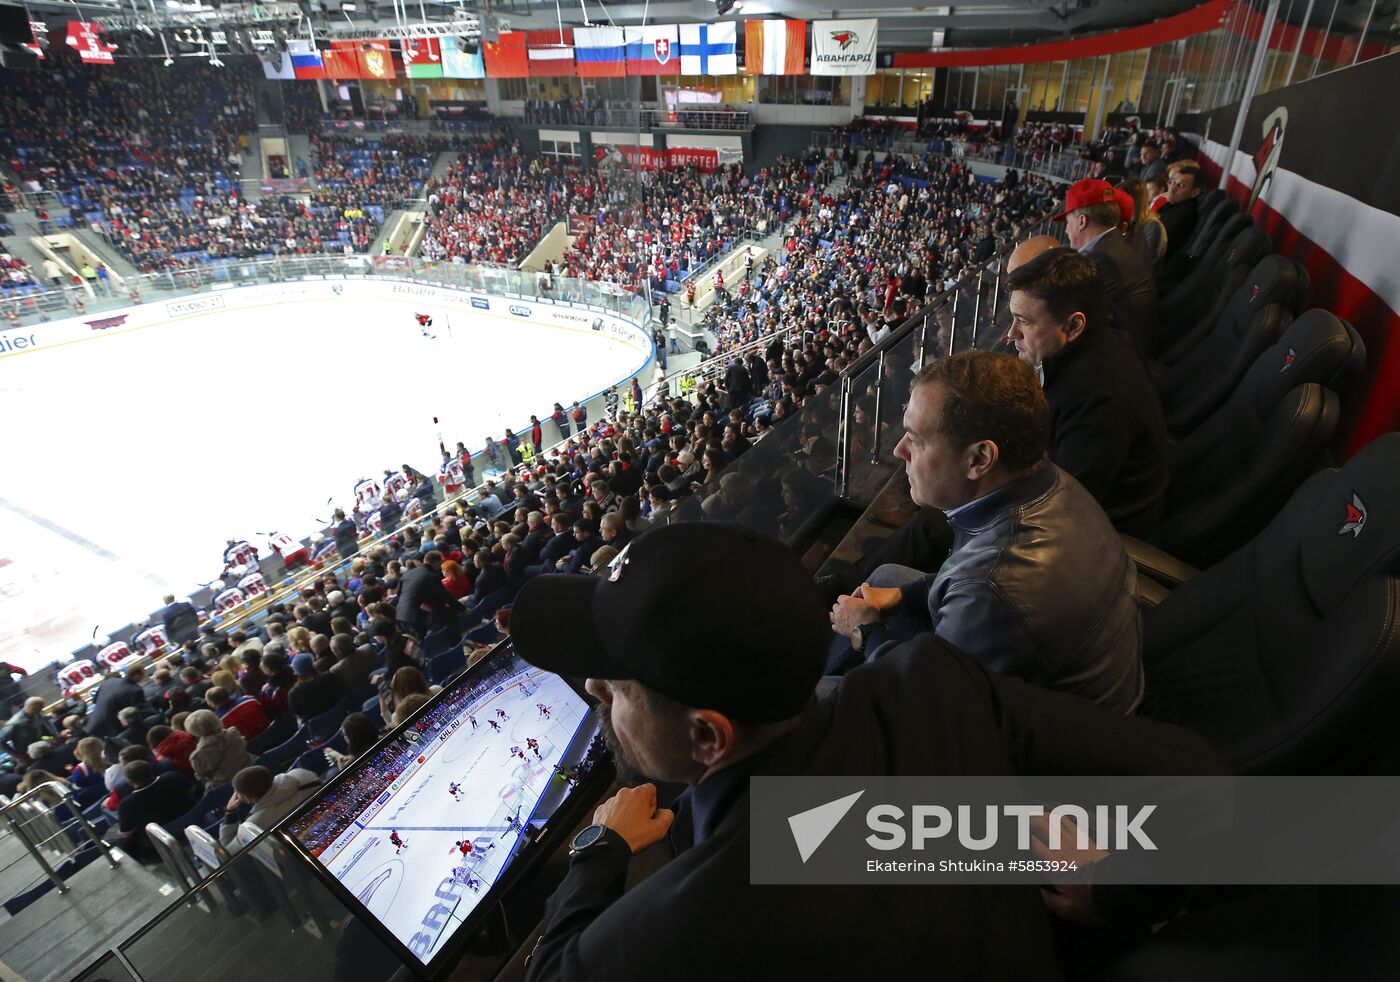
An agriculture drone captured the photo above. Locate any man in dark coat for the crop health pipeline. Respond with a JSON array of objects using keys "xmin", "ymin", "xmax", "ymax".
[
  {"xmin": 1057, "ymin": 178, "xmax": 1161, "ymax": 356},
  {"xmin": 508, "ymin": 523, "xmax": 1221, "ymax": 981},
  {"xmin": 395, "ymin": 551, "xmax": 463, "ymax": 638},
  {"xmin": 1158, "ymin": 161, "xmax": 1204, "ymax": 262},
  {"xmin": 1005, "ymin": 246, "xmax": 1169, "ymax": 539},
  {"xmin": 86, "ymin": 668, "xmax": 152, "ymax": 738}
]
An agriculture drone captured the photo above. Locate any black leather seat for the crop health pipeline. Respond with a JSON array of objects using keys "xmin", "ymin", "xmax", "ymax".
[
  {"xmin": 1157, "ymin": 192, "xmax": 1237, "ymax": 290},
  {"xmin": 1138, "ymin": 432, "xmax": 1400, "ymax": 774},
  {"xmin": 1159, "ymin": 223, "xmax": 1270, "ymax": 343},
  {"xmin": 1154, "ymin": 255, "xmax": 1306, "ymax": 436},
  {"xmin": 1181, "ymin": 188, "xmax": 1228, "ymax": 254},
  {"xmin": 1153, "ymin": 310, "xmax": 1365, "ymax": 565}
]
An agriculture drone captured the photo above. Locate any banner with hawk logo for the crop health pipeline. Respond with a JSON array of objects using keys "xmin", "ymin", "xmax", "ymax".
[
  {"xmin": 810, "ymin": 19, "xmax": 877, "ymax": 76},
  {"xmin": 357, "ymin": 40, "xmax": 396, "ymax": 80}
]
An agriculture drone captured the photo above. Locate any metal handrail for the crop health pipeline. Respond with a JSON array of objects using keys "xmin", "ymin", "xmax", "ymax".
[
  {"xmin": 677, "ymin": 227, "xmax": 768, "ymax": 288},
  {"xmin": 0, "ymin": 781, "xmax": 121, "ymax": 894}
]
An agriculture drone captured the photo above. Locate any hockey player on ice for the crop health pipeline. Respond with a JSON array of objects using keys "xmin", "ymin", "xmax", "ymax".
[
  {"xmin": 536, "ymin": 704, "xmax": 551, "ymax": 718},
  {"xmin": 496, "ymin": 708, "xmax": 509, "ymax": 721},
  {"xmin": 448, "ymin": 782, "xmax": 463, "ymax": 801},
  {"xmin": 390, "ymin": 830, "xmax": 407, "ymax": 853},
  {"xmin": 468, "ymin": 714, "xmax": 478, "ymax": 730},
  {"xmin": 525, "ymin": 737, "xmax": 540, "ymax": 759},
  {"xmin": 415, "ymin": 312, "xmax": 435, "ymax": 339},
  {"xmin": 487, "ymin": 719, "xmax": 500, "ymax": 732},
  {"xmin": 451, "ymin": 867, "xmax": 481, "ymax": 892}
]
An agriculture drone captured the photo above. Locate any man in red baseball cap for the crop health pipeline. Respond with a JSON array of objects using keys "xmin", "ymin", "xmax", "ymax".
[{"xmin": 1054, "ymin": 178, "xmax": 1160, "ymax": 357}]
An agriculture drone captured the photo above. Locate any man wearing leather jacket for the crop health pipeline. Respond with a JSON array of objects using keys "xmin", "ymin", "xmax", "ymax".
[{"xmin": 829, "ymin": 350, "xmax": 1143, "ymax": 714}]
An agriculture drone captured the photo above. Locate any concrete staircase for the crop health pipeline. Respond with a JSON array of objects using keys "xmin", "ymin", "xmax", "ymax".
[{"xmin": 0, "ymin": 836, "xmax": 177, "ymax": 982}]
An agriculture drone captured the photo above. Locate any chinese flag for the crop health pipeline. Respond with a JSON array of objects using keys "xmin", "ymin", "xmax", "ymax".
[
  {"xmin": 483, "ymin": 31, "xmax": 528, "ymax": 77},
  {"xmin": 324, "ymin": 41, "xmax": 363, "ymax": 79},
  {"xmin": 357, "ymin": 40, "xmax": 396, "ymax": 80}
]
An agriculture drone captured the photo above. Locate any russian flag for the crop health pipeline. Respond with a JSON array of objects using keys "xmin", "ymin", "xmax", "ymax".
[
  {"xmin": 289, "ymin": 39, "xmax": 325, "ymax": 79},
  {"xmin": 575, "ymin": 26, "xmax": 625, "ymax": 77}
]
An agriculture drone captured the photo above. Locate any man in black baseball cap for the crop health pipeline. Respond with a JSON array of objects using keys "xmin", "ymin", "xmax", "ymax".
[{"xmin": 512, "ymin": 522, "xmax": 1222, "ymax": 981}]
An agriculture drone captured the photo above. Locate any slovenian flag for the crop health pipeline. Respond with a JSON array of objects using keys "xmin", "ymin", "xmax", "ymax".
[
  {"xmin": 574, "ymin": 26, "xmax": 625, "ymax": 77},
  {"xmin": 289, "ymin": 39, "xmax": 325, "ymax": 79},
  {"xmin": 625, "ymin": 25, "xmax": 679, "ymax": 76},
  {"xmin": 679, "ymin": 23, "xmax": 737, "ymax": 75},
  {"xmin": 744, "ymin": 19, "xmax": 806, "ymax": 75}
]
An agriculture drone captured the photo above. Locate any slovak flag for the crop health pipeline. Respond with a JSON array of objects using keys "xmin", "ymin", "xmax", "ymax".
[
  {"xmin": 403, "ymin": 37, "xmax": 444, "ymax": 78},
  {"xmin": 625, "ymin": 25, "xmax": 679, "ymax": 76}
]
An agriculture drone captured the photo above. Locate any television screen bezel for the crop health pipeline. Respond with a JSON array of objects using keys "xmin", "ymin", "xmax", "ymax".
[{"xmin": 275, "ymin": 639, "xmax": 607, "ymax": 978}]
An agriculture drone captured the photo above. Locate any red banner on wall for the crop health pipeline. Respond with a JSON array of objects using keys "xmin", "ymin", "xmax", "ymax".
[
  {"xmin": 890, "ymin": 0, "xmax": 1230, "ymax": 68},
  {"xmin": 614, "ymin": 146, "xmax": 719, "ymax": 173}
]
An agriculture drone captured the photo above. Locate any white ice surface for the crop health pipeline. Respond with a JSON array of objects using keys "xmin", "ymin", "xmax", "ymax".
[{"xmin": 0, "ymin": 297, "xmax": 641, "ymax": 672}]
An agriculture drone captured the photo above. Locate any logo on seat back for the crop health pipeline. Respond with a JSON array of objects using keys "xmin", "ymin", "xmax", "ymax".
[
  {"xmin": 1249, "ymin": 285, "xmax": 1261, "ymax": 303},
  {"xmin": 1338, "ymin": 493, "xmax": 1367, "ymax": 538},
  {"xmin": 1281, "ymin": 347, "xmax": 1296, "ymax": 372}
]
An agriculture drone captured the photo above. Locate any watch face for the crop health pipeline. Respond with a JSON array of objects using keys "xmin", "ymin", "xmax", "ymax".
[{"xmin": 573, "ymin": 824, "xmax": 606, "ymax": 850}]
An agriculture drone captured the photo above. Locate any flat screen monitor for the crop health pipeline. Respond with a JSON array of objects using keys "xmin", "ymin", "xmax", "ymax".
[{"xmin": 281, "ymin": 641, "xmax": 605, "ymax": 973}]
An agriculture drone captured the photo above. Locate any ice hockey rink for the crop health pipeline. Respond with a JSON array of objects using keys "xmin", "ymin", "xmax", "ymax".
[
  {"xmin": 0, "ymin": 287, "xmax": 648, "ymax": 672},
  {"xmin": 300, "ymin": 667, "xmax": 590, "ymax": 963}
]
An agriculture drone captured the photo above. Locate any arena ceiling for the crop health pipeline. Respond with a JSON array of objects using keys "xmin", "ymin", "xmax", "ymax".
[{"xmin": 12, "ymin": 0, "xmax": 1394, "ymax": 54}]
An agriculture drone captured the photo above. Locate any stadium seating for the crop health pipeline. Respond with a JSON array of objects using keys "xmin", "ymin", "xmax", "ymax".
[
  {"xmin": 1154, "ymin": 255, "xmax": 1306, "ymax": 434},
  {"xmin": 1139, "ymin": 433, "xmax": 1400, "ymax": 774},
  {"xmin": 1159, "ymin": 223, "xmax": 1271, "ymax": 337},
  {"xmin": 1152, "ymin": 310, "xmax": 1365, "ymax": 565}
]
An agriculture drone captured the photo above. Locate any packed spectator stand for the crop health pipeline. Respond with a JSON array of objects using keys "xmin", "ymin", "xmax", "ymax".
[{"xmin": 4, "ymin": 85, "xmax": 1400, "ymax": 978}]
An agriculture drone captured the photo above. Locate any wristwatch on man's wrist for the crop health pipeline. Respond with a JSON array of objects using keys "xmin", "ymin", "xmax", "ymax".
[
  {"xmin": 569, "ymin": 823, "xmax": 631, "ymax": 859},
  {"xmin": 851, "ymin": 624, "xmax": 865, "ymax": 652}
]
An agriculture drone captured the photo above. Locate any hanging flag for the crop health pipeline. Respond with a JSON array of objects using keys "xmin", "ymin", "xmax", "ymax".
[
  {"xmin": 324, "ymin": 41, "xmax": 363, "ymax": 79},
  {"xmin": 483, "ymin": 31, "xmax": 528, "ymax": 77},
  {"xmin": 526, "ymin": 29, "xmax": 574, "ymax": 76},
  {"xmin": 744, "ymin": 20, "xmax": 805, "ymax": 74},
  {"xmin": 574, "ymin": 26, "xmax": 625, "ymax": 77},
  {"xmin": 810, "ymin": 19, "xmax": 878, "ymax": 75},
  {"xmin": 356, "ymin": 39, "xmax": 395, "ymax": 80},
  {"xmin": 440, "ymin": 39, "xmax": 485, "ymax": 79},
  {"xmin": 262, "ymin": 50, "xmax": 295, "ymax": 80},
  {"xmin": 65, "ymin": 21, "xmax": 117, "ymax": 64},
  {"xmin": 625, "ymin": 25, "xmax": 679, "ymax": 76},
  {"xmin": 288, "ymin": 39, "xmax": 325, "ymax": 79},
  {"xmin": 22, "ymin": 21, "xmax": 47, "ymax": 60},
  {"xmin": 679, "ymin": 23, "xmax": 736, "ymax": 76},
  {"xmin": 402, "ymin": 38, "xmax": 444, "ymax": 78}
]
